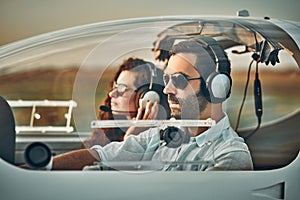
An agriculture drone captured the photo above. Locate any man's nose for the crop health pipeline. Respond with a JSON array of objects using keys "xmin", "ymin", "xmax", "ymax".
[{"xmin": 163, "ymin": 79, "xmax": 177, "ymax": 95}]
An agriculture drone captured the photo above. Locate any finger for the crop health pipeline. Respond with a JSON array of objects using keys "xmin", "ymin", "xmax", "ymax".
[
  {"xmin": 135, "ymin": 105, "xmax": 144, "ymax": 120},
  {"xmin": 149, "ymin": 102, "xmax": 158, "ymax": 119},
  {"xmin": 143, "ymin": 101, "xmax": 154, "ymax": 119}
]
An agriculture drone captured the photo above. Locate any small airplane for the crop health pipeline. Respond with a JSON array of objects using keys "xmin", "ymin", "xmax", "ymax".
[{"xmin": 0, "ymin": 10, "xmax": 299, "ymax": 200}]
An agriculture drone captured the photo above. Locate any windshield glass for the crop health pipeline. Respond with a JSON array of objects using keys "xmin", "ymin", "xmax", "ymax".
[{"xmin": 0, "ymin": 16, "xmax": 299, "ymax": 170}]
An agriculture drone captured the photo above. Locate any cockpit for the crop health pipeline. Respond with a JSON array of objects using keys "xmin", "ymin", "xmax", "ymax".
[{"xmin": 0, "ymin": 16, "xmax": 299, "ymax": 171}]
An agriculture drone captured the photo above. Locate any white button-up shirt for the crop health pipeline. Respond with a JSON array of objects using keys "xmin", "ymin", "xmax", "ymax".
[{"xmin": 91, "ymin": 114, "xmax": 253, "ymax": 171}]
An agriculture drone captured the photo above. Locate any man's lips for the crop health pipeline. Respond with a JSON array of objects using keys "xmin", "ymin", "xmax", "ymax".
[
  {"xmin": 168, "ymin": 99, "xmax": 179, "ymax": 105},
  {"xmin": 168, "ymin": 102, "xmax": 180, "ymax": 109},
  {"xmin": 168, "ymin": 94, "xmax": 180, "ymax": 108},
  {"xmin": 168, "ymin": 94, "xmax": 179, "ymax": 104}
]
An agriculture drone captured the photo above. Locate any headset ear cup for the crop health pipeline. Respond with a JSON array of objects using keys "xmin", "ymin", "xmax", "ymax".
[
  {"xmin": 135, "ymin": 85, "xmax": 160, "ymax": 109},
  {"xmin": 191, "ymin": 36, "xmax": 232, "ymax": 103},
  {"xmin": 139, "ymin": 91, "xmax": 160, "ymax": 109},
  {"xmin": 135, "ymin": 85, "xmax": 149, "ymax": 109},
  {"xmin": 206, "ymin": 72, "xmax": 232, "ymax": 103}
]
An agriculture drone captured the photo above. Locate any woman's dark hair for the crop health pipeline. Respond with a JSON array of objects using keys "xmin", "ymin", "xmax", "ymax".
[{"xmin": 81, "ymin": 57, "xmax": 170, "ymax": 148}]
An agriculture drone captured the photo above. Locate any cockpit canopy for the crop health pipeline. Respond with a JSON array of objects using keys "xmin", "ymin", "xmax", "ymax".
[{"xmin": 0, "ymin": 16, "xmax": 299, "ymax": 169}]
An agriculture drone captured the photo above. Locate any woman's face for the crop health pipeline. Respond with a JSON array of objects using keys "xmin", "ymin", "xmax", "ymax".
[{"xmin": 108, "ymin": 70, "xmax": 138, "ymax": 118}]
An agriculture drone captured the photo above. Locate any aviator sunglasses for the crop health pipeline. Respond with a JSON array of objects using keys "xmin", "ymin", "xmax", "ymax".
[
  {"xmin": 163, "ymin": 73, "xmax": 201, "ymax": 89},
  {"xmin": 111, "ymin": 82, "xmax": 137, "ymax": 97}
]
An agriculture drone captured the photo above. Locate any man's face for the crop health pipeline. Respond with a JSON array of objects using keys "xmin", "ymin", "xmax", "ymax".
[{"xmin": 163, "ymin": 53, "xmax": 208, "ymax": 119}]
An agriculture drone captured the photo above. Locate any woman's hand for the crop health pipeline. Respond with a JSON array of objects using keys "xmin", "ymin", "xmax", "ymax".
[{"xmin": 124, "ymin": 101, "xmax": 158, "ymax": 139}]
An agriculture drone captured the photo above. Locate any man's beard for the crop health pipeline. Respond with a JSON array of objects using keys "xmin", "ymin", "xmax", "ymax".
[{"xmin": 169, "ymin": 92, "xmax": 208, "ymax": 119}]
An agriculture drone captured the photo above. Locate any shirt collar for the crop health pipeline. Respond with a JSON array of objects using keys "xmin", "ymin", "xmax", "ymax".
[{"xmin": 194, "ymin": 113, "xmax": 230, "ymax": 147}]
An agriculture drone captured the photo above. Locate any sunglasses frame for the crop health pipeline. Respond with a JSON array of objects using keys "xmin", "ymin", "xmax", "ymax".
[{"xmin": 163, "ymin": 73, "xmax": 201, "ymax": 89}]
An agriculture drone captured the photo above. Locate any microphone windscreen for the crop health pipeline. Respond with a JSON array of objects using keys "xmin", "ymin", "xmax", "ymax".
[
  {"xmin": 100, "ymin": 105, "xmax": 111, "ymax": 112},
  {"xmin": 100, "ymin": 105, "xmax": 137, "ymax": 114}
]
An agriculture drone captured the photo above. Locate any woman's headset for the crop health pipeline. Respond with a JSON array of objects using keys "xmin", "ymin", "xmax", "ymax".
[{"xmin": 134, "ymin": 63, "xmax": 161, "ymax": 109}]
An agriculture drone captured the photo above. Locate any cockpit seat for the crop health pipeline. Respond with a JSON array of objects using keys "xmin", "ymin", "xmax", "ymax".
[
  {"xmin": 0, "ymin": 96, "xmax": 16, "ymax": 164},
  {"xmin": 239, "ymin": 110, "xmax": 300, "ymax": 170}
]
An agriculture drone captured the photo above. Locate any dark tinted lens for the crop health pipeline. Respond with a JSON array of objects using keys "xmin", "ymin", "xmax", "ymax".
[
  {"xmin": 163, "ymin": 74, "xmax": 170, "ymax": 86},
  {"xmin": 163, "ymin": 74, "xmax": 189, "ymax": 89},
  {"xmin": 172, "ymin": 74, "xmax": 188, "ymax": 89}
]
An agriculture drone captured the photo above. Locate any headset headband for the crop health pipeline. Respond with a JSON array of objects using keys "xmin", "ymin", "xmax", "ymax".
[
  {"xmin": 193, "ymin": 37, "xmax": 231, "ymax": 103},
  {"xmin": 135, "ymin": 63, "xmax": 160, "ymax": 109},
  {"xmin": 194, "ymin": 36, "xmax": 231, "ymax": 77},
  {"xmin": 145, "ymin": 63, "xmax": 157, "ymax": 90}
]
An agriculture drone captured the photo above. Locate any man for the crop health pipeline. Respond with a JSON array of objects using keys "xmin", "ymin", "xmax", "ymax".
[{"xmin": 50, "ymin": 39, "xmax": 253, "ymax": 171}]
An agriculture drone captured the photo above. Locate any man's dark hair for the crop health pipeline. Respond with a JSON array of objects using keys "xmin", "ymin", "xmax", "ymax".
[{"xmin": 169, "ymin": 39, "xmax": 231, "ymax": 76}]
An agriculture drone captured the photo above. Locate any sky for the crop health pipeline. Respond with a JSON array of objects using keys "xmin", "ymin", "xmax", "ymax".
[{"xmin": 1, "ymin": 0, "xmax": 299, "ymax": 45}]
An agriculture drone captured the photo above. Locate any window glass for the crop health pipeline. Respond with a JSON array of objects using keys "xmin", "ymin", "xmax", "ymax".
[{"xmin": 0, "ymin": 17, "xmax": 299, "ymax": 170}]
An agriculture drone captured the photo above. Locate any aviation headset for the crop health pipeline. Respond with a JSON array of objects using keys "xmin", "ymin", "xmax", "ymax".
[
  {"xmin": 191, "ymin": 36, "xmax": 232, "ymax": 104},
  {"xmin": 134, "ymin": 63, "xmax": 161, "ymax": 109},
  {"xmin": 100, "ymin": 63, "xmax": 165, "ymax": 116},
  {"xmin": 160, "ymin": 35, "xmax": 232, "ymax": 104}
]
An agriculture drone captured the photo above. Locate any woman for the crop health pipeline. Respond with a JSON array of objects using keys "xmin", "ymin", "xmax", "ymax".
[{"xmin": 82, "ymin": 57, "xmax": 170, "ymax": 148}]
